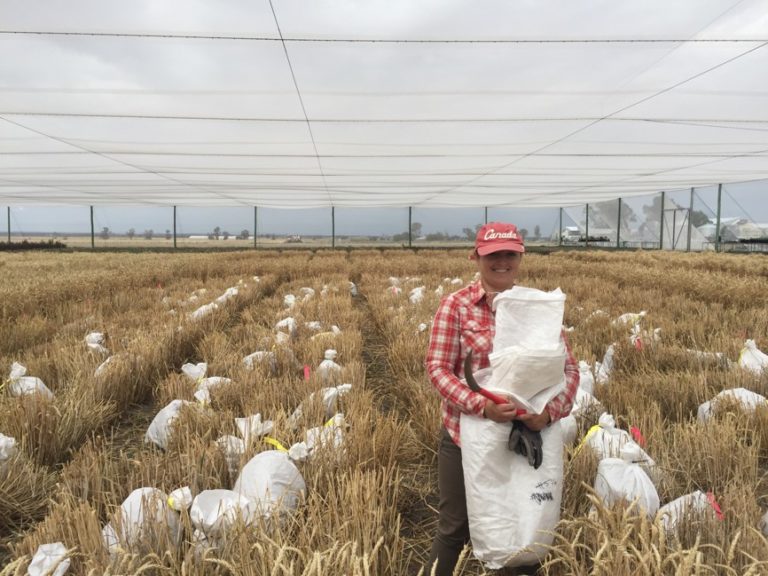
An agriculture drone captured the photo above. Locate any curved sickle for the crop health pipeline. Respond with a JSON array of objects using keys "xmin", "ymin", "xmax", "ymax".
[{"xmin": 463, "ymin": 351, "xmax": 509, "ymax": 405}]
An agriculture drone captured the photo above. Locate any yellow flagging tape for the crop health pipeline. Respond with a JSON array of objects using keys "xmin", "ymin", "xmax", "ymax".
[
  {"xmin": 324, "ymin": 417, "xmax": 336, "ymax": 427},
  {"xmin": 262, "ymin": 436, "xmax": 288, "ymax": 452},
  {"xmin": 574, "ymin": 424, "xmax": 601, "ymax": 456}
]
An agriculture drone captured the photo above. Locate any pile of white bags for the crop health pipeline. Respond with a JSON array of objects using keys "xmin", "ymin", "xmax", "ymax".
[
  {"xmin": 101, "ymin": 488, "xmax": 182, "ymax": 554},
  {"xmin": 594, "ymin": 442, "xmax": 660, "ymax": 518},
  {"xmin": 7, "ymin": 362, "xmax": 53, "ymax": 399},
  {"xmin": 739, "ymin": 339, "xmax": 768, "ymax": 375},
  {"xmin": 486, "ymin": 286, "xmax": 567, "ymax": 414},
  {"xmin": 460, "ymin": 415, "xmax": 564, "ymax": 568},
  {"xmin": 697, "ymin": 388, "xmax": 767, "ymax": 422}
]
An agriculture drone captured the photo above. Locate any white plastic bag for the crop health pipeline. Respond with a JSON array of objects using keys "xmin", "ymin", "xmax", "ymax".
[
  {"xmin": 188, "ymin": 302, "xmax": 218, "ymax": 321},
  {"xmin": 0, "ymin": 433, "xmax": 17, "ymax": 475},
  {"xmin": 739, "ymin": 339, "xmax": 768, "ymax": 375},
  {"xmin": 578, "ymin": 361, "xmax": 595, "ymax": 395},
  {"xmin": 8, "ymin": 362, "xmax": 53, "ymax": 399},
  {"xmin": 594, "ymin": 446, "xmax": 660, "ymax": 518},
  {"xmin": 409, "ymin": 286, "xmax": 426, "ymax": 304},
  {"xmin": 216, "ymin": 435, "xmax": 246, "ymax": 478},
  {"xmin": 194, "ymin": 376, "xmax": 232, "ymax": 404},
  {"xmin": 215, "ymin": 287, "xmax": 238, "ymax": 304},
  {"xmin": 85, "ymin": 332, "xmax": 109, "ymax": 355},
  {"xmin": 288, "ymin": 384, "xmax": 352, "ymax": 428},
  {"xmin": 181, "ymin": 362, "xmax": 207, "ymax": 381},
  {"xmin": 460, "ymin": 415, "xmax": 564, "ymax": 569},
  {"xmin": 317, "ymin": 350, "xmax": 342, "ymax": 382},
  {"xmin": 28, "ymin": 542, "xmax": 70, "ymax": 576},
  {"xmin": 242, "ymin": 351, "xmax": 276, "ymax": 371},
  {"xmin": 595, "ymin": 344, "xmax": 615, "ymax": 385},
  {"xmin": 492, "ymin": 286, "xmax": 566, "ymax": 351},
  {"xmin": 487, "ymin": 344, "xmax": 566, "ymax": 400},
  {"xmin": 101, "ymin": 488, "xmax": 182, "ymax": 554},
  {"xmin": 613, "ymin": 311, "xmax": 646, "ymax": 326},
  {"xmin": 584, "ymin": 413, "xmax": 632, "ymax": 460},
  {"xmin": 189, "ymin": 489, "xmax": 257, "ymax": 537},
  {"xmin": 145, "ymin": 400, "xmax": 191, "ymax": 449},
  {"xmin": 234, "ymin": 451, "xmax": 306, "ymax": 520},
  {"xmin": 657, "ymin": 490, "xmax": 721, "ymax": 533},
  {"xmin": 697, "ymin": 387, "xmax": 767, "ymax": 422},
  {"xmin": 235, "ymin": 413, "xmax": 274, "ymax": 445},
  {"xmin": 275, "ymin": 317, "xmax": 297, "ymax": 336}
]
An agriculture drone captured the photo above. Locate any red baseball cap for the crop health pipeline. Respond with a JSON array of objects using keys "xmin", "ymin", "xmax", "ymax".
[{"xmin": 475, "ymin": 222, "xmax": 525, "ymax": 256}]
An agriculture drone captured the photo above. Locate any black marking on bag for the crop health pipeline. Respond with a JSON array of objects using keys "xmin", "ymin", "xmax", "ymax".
[{"xmin": 530, "ymin": 491, "xmax": 554, "ymax": 504}]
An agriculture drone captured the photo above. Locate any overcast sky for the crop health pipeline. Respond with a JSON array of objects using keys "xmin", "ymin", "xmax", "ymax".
[{"xmin": 1, "ymin": 0, "xmax": 767, "ymax": 231}]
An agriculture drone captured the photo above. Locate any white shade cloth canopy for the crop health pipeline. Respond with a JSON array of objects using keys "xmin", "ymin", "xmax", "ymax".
[{"xmin": 1, "ymin": 0, "xmax": 767, "ymax": 208}]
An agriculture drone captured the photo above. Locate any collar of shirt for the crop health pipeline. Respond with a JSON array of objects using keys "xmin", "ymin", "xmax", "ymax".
[{"xmin": 469, "ymin": 280, "xmax": 497, "ymax": 309}]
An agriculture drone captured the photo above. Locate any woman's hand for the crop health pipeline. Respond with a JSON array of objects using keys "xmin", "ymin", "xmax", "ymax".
[
  {"xmin": 516, "ymin": 410, "xmax": 551, "ymax": 431},
  {"xmin": 483, "ymin": 400, "xmax": 520, "ymax": 423}
]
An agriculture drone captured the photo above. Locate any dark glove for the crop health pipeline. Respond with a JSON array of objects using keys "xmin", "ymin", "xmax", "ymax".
[{"xmin": 508, "ymin": 420, "xmax": 544, "ymax": 469}]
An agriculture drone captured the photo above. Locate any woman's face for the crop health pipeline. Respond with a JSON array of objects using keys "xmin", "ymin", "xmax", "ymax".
[{"xmin": 474, "ymin": 250, "xmax": 522, "ymax": 293}]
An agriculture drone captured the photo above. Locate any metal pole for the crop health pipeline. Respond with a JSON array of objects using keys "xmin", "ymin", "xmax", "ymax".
[
  {"xmin": 659, "ymin": 191, "xmax": 665, "ymax": 250},
  {"xmin": 616, "ymin": 198, "xmax": 622, "ymax": 248},
  {"xmin": 715, "ymin": 183, "xmax": 722, "ymax": 252},
  {"xmin": 585, "ymin": 204, "xmax": 589, "ymax": 247},
  {"xmin": 687, "ymin": 187, "xmax": 694, "ymax": 252},
  {"xmin": 672, "ymin": 209, "xmax": 677, "ymax": 250},
  {"xmin": 408, "ymin": 206, "xmax": 412, "ymax": 248},
  {"xmin": 253, "ymin": 206, "xmax": 257, "ymax": 248},
  {"xmin": 558, "ymin": 207, "xmax": 562, "ymax": 246},
  {"xmin": 173, "ymin": 205, "xmax": 177, "ymax": 249},
  {"xmin": 6, "ymin": 207, "xmax": 9, "ymax": 243},
  {"xmin": 90, "ymin": 205, "xmax": 95, "ymax": 249},
  {"xmin": 484, "ymin": 206, "xmax": 488, "ymax": 224},
  {"xmin": 331, "ymin": 206, "xmax": 335, "ymax": 249}
]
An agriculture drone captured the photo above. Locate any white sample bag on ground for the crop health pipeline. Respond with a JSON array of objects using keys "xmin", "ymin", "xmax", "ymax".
[
  {"xmin": 559, "ymin": 388, "xmax": 601, "ymax": 445},
  {"xmin": 194, "ymin": 376, "xmax": 232, "ymax": 404},
  {"xmin": 181, "ymin": 362, "xmax": 207, "ymax": 382},
  {"xmin": 595, "ymin": 344, "xmax": 615, "ymax": 385},
  {"xmin": 594, "ymin": 444, "xmax": 660, "ymax": 518},
  {"xmin": 188, "ymin": 302, "xmax": 218, "ymax": 321},
  {"xmin": 28, "ymin": 542, "xmax": 70, "ymax": 576},
  {"xmin": 101, "ymin": 488, "xmax": 182, "ymax": 554},
  {"xmin": 578, "ymin": 361, "xmax": 595, "ymax": 395},
  {"xmin": 189, "ymin": 489, "xmax": 257, "ymax": 537},
  {"xmin": 739, "ymin": 339, "xmax": 768, "ymax": 375},
  {"xmin": 317, "ymin": 350, "xmax": 342, "ymax": 382},
  {"xmin": 85, "ymin": 332, "xmax": 109, "ymax": 355},
  {"xmin": 657, "ymin": 490, "xmax": 721, "ymax": 533},
  {"xmin": 288, "ymin": 384, "xmax": 352, "ymax": 428},
  {"xmin": 583, "ymin": 413, "xmax": 633, "ymax": 460},
  {"xmin": 145, "ymin": 400, "xmax": 192, "ymax": 449},
  {"xmin": 460, "ymin": 414, "xmax": 564, "ymax": 569},
  {"xmin": 697, "ymin": 388, "xmax": 767, "ymax": 422},
  {"xmin": 8, "ymin": 362, "xmax": 53, "ymax": 399},
  {"xmin": 234, "ymin": 451, "xmax": 306, "ymax": 520},
  {"xmin": 0, "ymin": 433, "xmax": 17, "ymax": 475}
]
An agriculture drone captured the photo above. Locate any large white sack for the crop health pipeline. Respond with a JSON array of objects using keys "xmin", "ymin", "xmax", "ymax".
[
  {"xmin": 460, "ymin": 415, "xmax": 564, "ymax": 569},
  {"xmin": 487, "ymin": 344, "xmax": 566, "ymax": 400},
  {"xmin": 101, "ymin": 488, "xmax": 181, "ymax": 554},
  {"xmin": 492, "ymin": 286, "xmax": 566, "ymax": 351},
  {"xmin": 145, "ymin": 400, "xmax": 191, "ymax": 449},
  {"xmin": 739, "ymin": 339, "xmax": 768, "ymax": 375},
  {"xmin": 28, "ymin": 542, "xmax": 70, "ymax": 576},
  {"xmin": 594, "ymin": 451, "xmax": 660, "ymax": 518},
  {"xmin": 189, "ymin": 489, "xmax": 257, "ymax": 537},
  {"xmin": 465, "ymin": 367, "xmax": 563, "ymax": 416},
  {"xmin": 657, "ymin": 490, "xmax": 721, "ymax": 533},
  {"xmin": 697, "ymin": 388, "xmax": 768, "ymax": 422},
  {"xmin": 234, "ymin": 451, "xmax": 306, "ymax": 519}
]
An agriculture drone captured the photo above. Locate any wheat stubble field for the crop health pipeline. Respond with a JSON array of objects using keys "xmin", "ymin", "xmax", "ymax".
[{"xmin": 0, "ymin": 249, "xmax": 766, "ymax": 575}]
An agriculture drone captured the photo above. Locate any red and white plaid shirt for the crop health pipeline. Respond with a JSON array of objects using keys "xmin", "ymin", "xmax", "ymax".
[{"xmin": 425, "ymin": 280, "xmax": 580, "ymax": 446}]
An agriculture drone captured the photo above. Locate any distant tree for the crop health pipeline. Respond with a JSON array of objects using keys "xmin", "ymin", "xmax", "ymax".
[
  {"xmin": 238, "ymin": 229, "xmax": 250, "ymax": 240},
  {"xmin": 463, "ymin": 223, "xmax": 483, "ymax": 241},
  {"xmin": 99, "ymin": 227, "xmax": 110, "ymax": 240},
  {"xmin": 642, "ymin": 196, "xmax": 709, "ymax": 227},
  {"xmin": 534, "ymin": 225, "xmax": 541, "ymax": 239},
  {"xmin": 165, "ymin": 229, "xmax": 172, "ymax": 240},
  {"xmin": 411, "ymin": 221, "xmax": 423, "ymax": 237},
  {"xmin": 426, "ymin": 231, "xmax": 448, "ymax": 241},
  {"xmin": 213, "ymin": 226, "xmax": 221, "ymax": 240},
  {"xmin": 223, "ymin": 230, "xmax": 230, "ymax": 240},
  {"xmin": 519, "ymin": 228, "xmax": 529, "ymax": 239},
  {"xmin": 127, "ymin": 228, "xmax": 135, "ymax": 240},
  {"xmin": 144, "ymin": 229, "xmax": 154, "ymax": 240}
]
